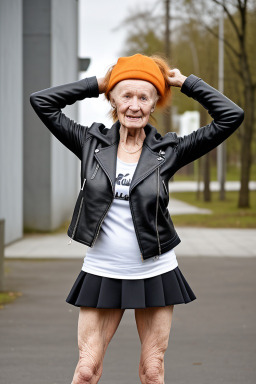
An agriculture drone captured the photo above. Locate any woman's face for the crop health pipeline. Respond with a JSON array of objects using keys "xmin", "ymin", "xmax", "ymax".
[{"xmin": 110, "ymin": 79, "xmax": 158, "ymax": 130}]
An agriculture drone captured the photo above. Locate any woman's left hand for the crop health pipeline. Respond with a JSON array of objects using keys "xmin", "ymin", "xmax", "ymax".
[{"xmin": 167, "ymin": 69, "xmax": 187, "ymax": 88}]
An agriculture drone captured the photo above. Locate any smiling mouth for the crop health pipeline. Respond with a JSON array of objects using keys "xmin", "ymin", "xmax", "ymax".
[{"xmin": 126, "ymin": 115, "xmax": 142, "ymax": 120}]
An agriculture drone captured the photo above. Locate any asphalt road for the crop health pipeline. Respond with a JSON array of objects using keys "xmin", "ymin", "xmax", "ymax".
[{"xmin": 0, "ymin": 257, "xmax": 255, "ymax": 384}]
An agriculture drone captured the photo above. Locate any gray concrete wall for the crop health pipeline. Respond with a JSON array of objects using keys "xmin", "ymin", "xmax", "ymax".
[
  {"xmin": 23, "ymin": 0, "xmax": 79, "ymax": 231},
  {"xmin": 0, "ymin": 0, "xmax": 23, "ymax": 244},
  {"xmin": 23, "ymin": 0, "xmax": 52, "ymax": 231},
  {"xmin": 51, "ymin": 0, "xmax": 79, "ymax": 229}
]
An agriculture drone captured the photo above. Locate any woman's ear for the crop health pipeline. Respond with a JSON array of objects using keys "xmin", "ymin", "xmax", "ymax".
[
  {"xmin": 151, "ymin": 97, "xmax": 159, "ymax": 113},
  {"xmin": 109, "ymin": 92, "xmax": 116, "ymax": 109}
]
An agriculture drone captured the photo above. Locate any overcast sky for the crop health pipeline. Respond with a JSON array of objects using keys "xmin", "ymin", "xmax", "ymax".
[{"xmin": 78, "ymin": 0, "xmax": 160, "ymax": 127}]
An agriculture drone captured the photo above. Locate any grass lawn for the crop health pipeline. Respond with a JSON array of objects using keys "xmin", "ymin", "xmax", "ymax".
[
  {"xmin": 174, "ymin": 164, "xmax": 256, "ymax": 182},
  {"xmin": 0, "ymin": 291, "xmax": 22, "ymax": 309},
  {"xmin": 171, "ymin": 190, "xmax": 256, "ymax": 228}
]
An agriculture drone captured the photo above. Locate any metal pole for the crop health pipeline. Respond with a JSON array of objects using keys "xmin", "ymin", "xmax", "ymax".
[
  {"xmin": 217, "ymin": 4, "xmax": 226, "ymax": 200},
  {"xmin": 165, "ymin": 0, "xmax": 170, "ymax": 60},
  {"xmin": 163, "ymin": 0, "xmax": 172, "ymax": 134}
]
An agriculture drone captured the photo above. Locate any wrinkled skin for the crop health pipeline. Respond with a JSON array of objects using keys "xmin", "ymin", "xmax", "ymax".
[
  {"xmin": 71, "ymin": 306, "xmax": 174, "ymax": 384},
  {"xmin": 109, "ymin": 79, "xmax": 158, "ymax": 131}
]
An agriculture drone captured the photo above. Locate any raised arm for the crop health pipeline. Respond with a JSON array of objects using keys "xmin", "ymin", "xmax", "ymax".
[
  {"xmin": 168, "ymin": 70, "xmax": 244, "ymax": 170},
  {"xmin": 30, "ymin": 76, "xmax": 99, "ymax": 160}
]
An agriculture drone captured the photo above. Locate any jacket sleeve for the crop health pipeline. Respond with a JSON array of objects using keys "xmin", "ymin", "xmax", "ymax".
[
  {"xmin": 30, "ymin": 76, "xmax": 99, "ymax": 160},
  {"xmin": 174, "ymin": 74, "xmax": 244, "ymax": 170}
]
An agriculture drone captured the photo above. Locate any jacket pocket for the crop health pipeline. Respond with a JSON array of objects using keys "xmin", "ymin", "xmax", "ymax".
[{"xmin": 68, "ymin": 178, "xmax": 86, "ymax": 241}]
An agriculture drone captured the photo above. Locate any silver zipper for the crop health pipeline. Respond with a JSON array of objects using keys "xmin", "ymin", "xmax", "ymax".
[
  {"xmin": 129, "ymin": 150, "xmax": 165, "ymax": 261},
  {"xmin": 68, "ymin": 196, "xmax": 84, "ymax": 244},
  {"xmin": 91, "ymin": 199, "xmax": 113, "ymax": 247},
  {"xmin": 128, "ymin": 195, "xmax": 145, "ymax": 262},
  {"xmin": 81, "ymin": 177, "xmax": 86, "ymax": 190},
  {"xmin": 91, "ymin": 168, "xmax": 115, "ymax": 247},
  {"xmin": 156, "ymin": 167, "xmax": 161, "ymax": 256},
  {"xmin": 68, "ymin": 178, "xmax": 87, "ymax": 244},
  {"xmin": 162, "ymin": 179, "xmax": 168, "ymax": 194},
  {"xmin": 90, "ymin": 163, "xmax": 100, "ymax": 180}
]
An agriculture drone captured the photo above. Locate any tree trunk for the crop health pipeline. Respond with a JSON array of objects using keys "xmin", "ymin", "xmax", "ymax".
[
  {"xmin": 200, "ymin": 106, "xmax": 211, "ymax": 201},
  {"xmin": 238, "ymin": 83, "xmax": 255, "ymax": 208},
  {"xmin": 203, "ymin": 153, "xmax": 211, "ymax": 202},
  {"xmin": 196, "ymin": 158, "xmax": 202, "ymax": 201}
]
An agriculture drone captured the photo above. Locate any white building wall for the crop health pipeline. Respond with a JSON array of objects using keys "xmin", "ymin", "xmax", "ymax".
[{"xmin": 179, "ymin": 111, "xmax": 200, "ymax": 137}]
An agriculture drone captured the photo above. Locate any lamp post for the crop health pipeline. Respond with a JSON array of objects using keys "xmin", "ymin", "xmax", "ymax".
[{"xmin": 164, "ymin": 0, "xmax": 172, "ymax": 134}]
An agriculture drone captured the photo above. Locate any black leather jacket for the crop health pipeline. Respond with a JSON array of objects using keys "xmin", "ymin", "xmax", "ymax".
[{"xmin": 30, "ymin": 75, "xmax": 244, "ymax": 261}]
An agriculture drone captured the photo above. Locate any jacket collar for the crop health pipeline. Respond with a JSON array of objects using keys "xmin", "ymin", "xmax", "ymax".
[
  {"xmin": 90, "ymin": 121, "xmax": 177, "ymax": 192},
  {"xmin": 88, "ymin": 120, "xmax": 177, "ymax": 151}
]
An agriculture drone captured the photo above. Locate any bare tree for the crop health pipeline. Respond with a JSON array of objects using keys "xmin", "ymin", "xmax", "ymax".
[{"xmin": 185, "ymin": 0, "xmax": 255, "ymax": 207}]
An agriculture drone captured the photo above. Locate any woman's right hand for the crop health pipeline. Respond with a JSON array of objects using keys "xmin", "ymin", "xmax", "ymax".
[
  {"xmin": 167, "ymin": 69, "xmax": 187, "ymax": 88},
  {"xmin": 97, "ymin": 77, "xmax": 107, "ymax": 94}
]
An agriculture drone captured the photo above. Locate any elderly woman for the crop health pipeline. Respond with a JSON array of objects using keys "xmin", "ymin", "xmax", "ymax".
[{"xmin": 30, "ymin": 53, "xmax": 244, "ymax": 384}]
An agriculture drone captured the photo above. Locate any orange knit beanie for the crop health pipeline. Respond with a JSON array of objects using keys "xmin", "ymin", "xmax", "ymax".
[{"xmin": 105, "ymin": 54, "xmax": 166, "ymax": 98}]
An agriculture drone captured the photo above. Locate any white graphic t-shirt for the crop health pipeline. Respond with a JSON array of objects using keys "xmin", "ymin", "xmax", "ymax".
[{"xmin": 82, "ymin": 156, "xmax": 178, "ymax": 279}]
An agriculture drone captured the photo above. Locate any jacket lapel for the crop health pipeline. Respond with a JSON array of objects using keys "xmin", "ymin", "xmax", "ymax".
[
  {"xmin": 130, "ymin": 145, "xmax": 165, "ymax": 192},
  {"xmin": 94, "ymin": 143, "xmax": 118, "ymax": 192}
]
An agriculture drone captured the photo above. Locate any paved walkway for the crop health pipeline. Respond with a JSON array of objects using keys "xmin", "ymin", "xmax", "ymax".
[
  {"xmin": 5, "ymin": 195, "xmax": 256, "ymax": 259},
  {"xmin": 4, "ymin": 227, "xmax": 256, "ymax": 259},
  {"xmin": 169, "ymin": 198, "xmax": 212, "ymax": 215},
  {"xmin": 169, "ymin": 180, "xmax": 256, "ymax": 192}
]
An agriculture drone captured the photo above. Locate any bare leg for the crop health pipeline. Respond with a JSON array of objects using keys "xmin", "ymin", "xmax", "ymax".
[
  {"xmin": 135, "ymin": 305, "xmax": 174, "ymax": 384},
  {"xmin": 72, "ymin": 307, "xmax": 125, "ymax": 384}
]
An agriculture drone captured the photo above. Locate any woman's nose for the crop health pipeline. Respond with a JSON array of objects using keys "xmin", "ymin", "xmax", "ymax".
[{"xmin": 129, "ymin": 97, "xmax": 140, "ymax": 110}]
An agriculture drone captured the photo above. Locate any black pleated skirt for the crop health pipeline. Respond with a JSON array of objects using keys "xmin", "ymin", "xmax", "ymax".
[{"xmin": 66, "ymin": 266, "xmax": 196, "ymax": 309}]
